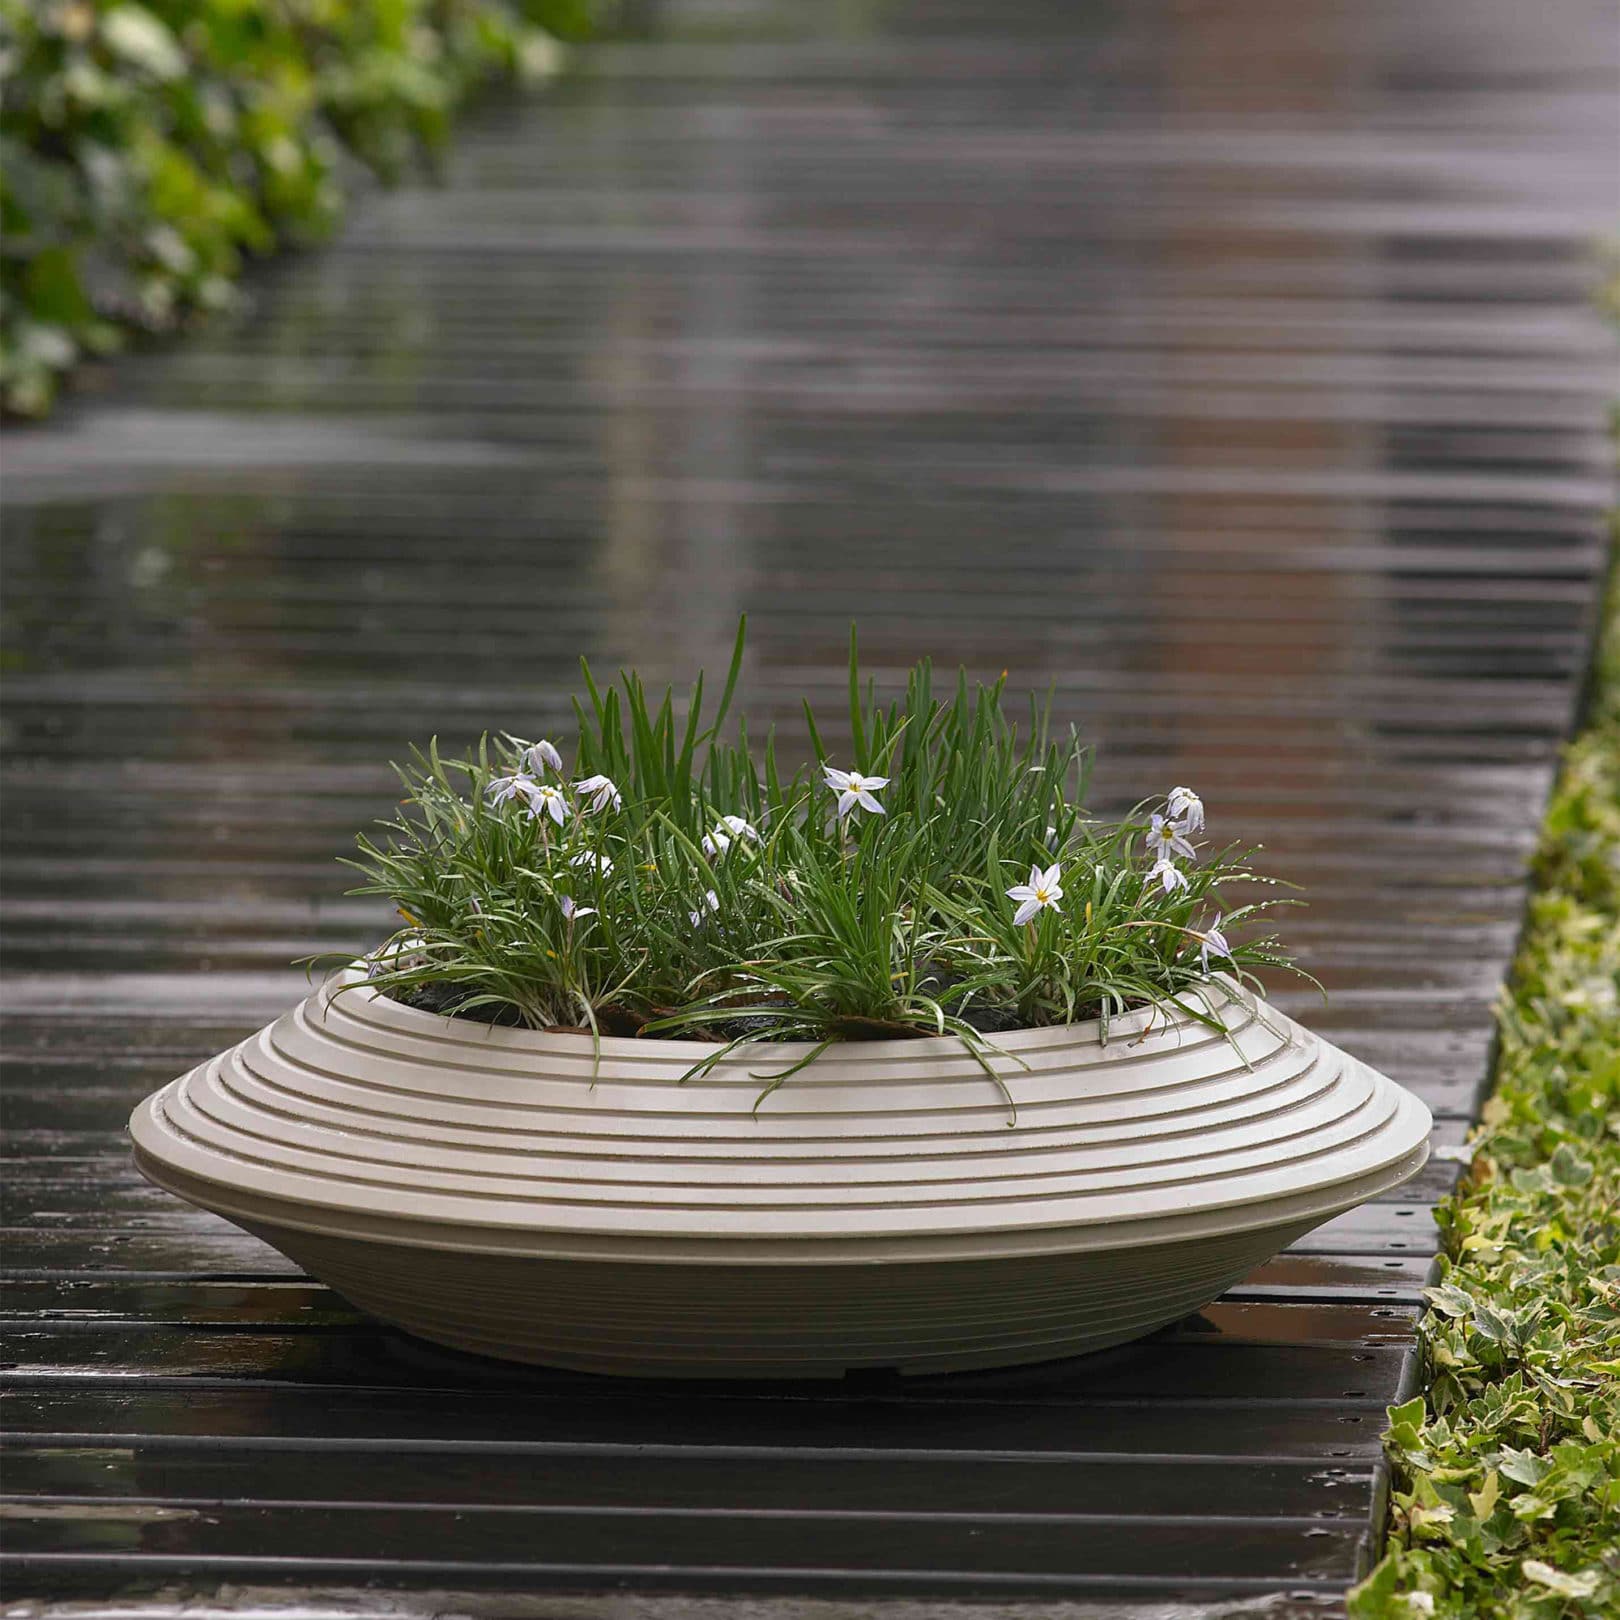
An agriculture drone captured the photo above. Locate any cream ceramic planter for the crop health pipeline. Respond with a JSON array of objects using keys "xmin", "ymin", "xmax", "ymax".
[{"xmin": 129, "ymin": 970, "xmax": 1430, "ymax": 1377}]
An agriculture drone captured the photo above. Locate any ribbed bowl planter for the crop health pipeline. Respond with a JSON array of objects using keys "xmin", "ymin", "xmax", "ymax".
[{"xmin": 130, "ymin": 970, "xmax": 1430, "ymax": 1378}]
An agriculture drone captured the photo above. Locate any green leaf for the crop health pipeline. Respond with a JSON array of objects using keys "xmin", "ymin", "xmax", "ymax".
[
  {"xmin": 1386, "ymin": 1395, "xmax": 1428, "ymax": 1433},
  {"xmin": 101, "ymin": 7, "xmax": 187, "ymax": 80},
  {"xmin": 1466, "ymin": 1469, "xmax": 1499, "ymax": 1520},
  {"xmin": 1497, "ymin": 1448, "xmax": 1551, "ymax": 1487},
  {"xmin": 1346, "ymin": 1553, "xmax": 1404, "ymax": 1619},
  {"xmin": 1547, "ymin": 1142, "xmax": 1594, "ymax": 1185},
  {"xmin": 1520, "ymin": 1560, "xmax": 1601, "ymax": 1598},
  {"xmin": 1469, "ymin": 1300, "xmax": 1514, "ymax": 1342},
  {"xmin": 1424, "ymin": 1282, "xmax": 1475, "ymax": 1318},
  {"xmin": 22, "ymin": 248, "xmax": 93, "ymax": 327}
]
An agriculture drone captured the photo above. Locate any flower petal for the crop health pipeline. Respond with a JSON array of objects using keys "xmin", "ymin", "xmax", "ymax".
[
  {"xmin": 1151, "ymin": 859, "xmax": 1187, "ymax": 894},
  {"xmin": 1169, "ymin": 786, "xmax": 1205, "ymax": 831}
]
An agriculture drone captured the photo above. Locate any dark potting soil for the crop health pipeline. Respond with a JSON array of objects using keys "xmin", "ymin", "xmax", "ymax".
[
  {"xmin": 385, "ymin": 982, "xmax": 1027, "ymax": 1040},
  {"xmin": 390, "ymin": 981, "xmax": 529, "ymax": 1027}
]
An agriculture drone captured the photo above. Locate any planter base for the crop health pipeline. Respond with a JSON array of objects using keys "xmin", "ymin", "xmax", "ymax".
[{"xmin": 257, "ymin": 1217, "xmax": 1346, "ymax": 1377}]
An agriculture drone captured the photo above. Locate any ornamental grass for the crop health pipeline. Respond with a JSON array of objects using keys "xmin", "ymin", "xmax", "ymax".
[{"xmin": 338, "ymin": 625, "xmax": 1302, "ymax": 1104}]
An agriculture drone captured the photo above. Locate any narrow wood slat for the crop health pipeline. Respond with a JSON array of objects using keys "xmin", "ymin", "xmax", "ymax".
[
  {"xmin": 0, "ymin": 1445, "xmax": 1380, "ymax": 1519},
  {"xmin": 0, "ymin": 1327, "xmax": 1414, "ymax": 1406},
  {"xmin": 1, "ymin": 1382, "xmax": 1399, "ymax": 1462},
  {"xmin": 0, "ymin": 1506, "xmax": 1372, "ymax": 1589}
]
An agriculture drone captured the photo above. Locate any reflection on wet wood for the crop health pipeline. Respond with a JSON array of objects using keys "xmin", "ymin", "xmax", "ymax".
[{"xmin": 1, "ymin": 0, "xmax": 1615, "ymax": 1607}]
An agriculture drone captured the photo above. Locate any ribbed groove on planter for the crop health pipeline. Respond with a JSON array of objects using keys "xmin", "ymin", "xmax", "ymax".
[
  {"xmin": 130, "ymin": 975, "xmax": 1429, "ymax": 1303},
  {"xmin": 2, "ymin": 0, "xmax": 1615, "ymax": 1605}
]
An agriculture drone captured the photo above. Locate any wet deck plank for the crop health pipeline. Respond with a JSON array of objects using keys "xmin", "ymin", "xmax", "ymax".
[{"xmin": 2, "ymin": 0, "xmax": 1616, "ymax": 1611}]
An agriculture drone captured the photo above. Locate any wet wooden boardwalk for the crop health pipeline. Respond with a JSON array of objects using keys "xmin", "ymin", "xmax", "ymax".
[{"xmin": 2, "ymin": 0, "xmax": 1616, "ymax": 1611}]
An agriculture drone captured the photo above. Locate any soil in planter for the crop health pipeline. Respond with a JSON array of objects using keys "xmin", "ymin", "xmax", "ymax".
[
  {"xmin": 391, "ymin": 982, "xmax": 528, "ymax": 1028},
  {"xmin": 387, "ymin": 978, "xmax": 1027, "ymax": 1039}
]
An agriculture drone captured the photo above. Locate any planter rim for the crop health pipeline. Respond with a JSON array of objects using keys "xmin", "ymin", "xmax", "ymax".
[{"xmin": 330, "ymin": 963, "xmax": 1246, "ymax": 1064}]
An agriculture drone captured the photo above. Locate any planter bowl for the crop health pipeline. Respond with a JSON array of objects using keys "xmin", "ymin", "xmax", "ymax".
[{"xmin": 130, "ymin": 972, "xmax": 1430, "ymax": 1377}]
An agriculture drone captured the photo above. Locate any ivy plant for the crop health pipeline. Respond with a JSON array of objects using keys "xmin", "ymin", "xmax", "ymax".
[
  {"xmin": 0, "ymin": 0, "xmax": 592, "ymax": 416},
  {"xmin": 1349, "ymin": 571, "xmax": 1620, "ymax": 1619}
]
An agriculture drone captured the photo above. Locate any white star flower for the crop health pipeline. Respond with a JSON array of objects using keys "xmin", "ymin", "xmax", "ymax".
[
  {"xmin": 824, "ymin": 765, "xmax": 889, "ymax": 818},
  {"xmin": 1149, "ymin": 858, "xmax": 1189, "ymax": 896},
  {"xmin": 366, "ymin": 932, "xmax": 428, "ymax": 977},
  {"xmin": 1194, "ymin": 912, "xmax": 1232, "ymax": 974},
  {"xmin": 569, "ymin": 851, "xmax": 614, "ymax": 875},
  {"xmin": 1145, "ymin": 812, "xmax": 1195, "ymax": 862},
  {"xmin": 1006, "ymin": 862, "xmax": 1064, "ymax": 927},
  {"xmin": 487, "ymin": 773, "xmax": 541, "ymax": 812},
  {"xmin": 573, "ymin": 774, "xmax": 622, "ymax": 814},
  {"xmin": 524, "ymin": 739, "xmax": 564, "ymax": 775},
  {"xmin": 688, "ymin": 888, "xmax": 721, "ymax": 929},
  {"xmin": 1167, "ymin": 786, "xmax": 1204, "ymax": 833},
  {"xmin": 531, "ymin": 783, "xmax": 570, "ymax": 826},
  {"xmin": 702, "ymin": 814, "xmax": 760, "ymax": 858},
  {"xmin": 559, "ymin": 894, "xmax": 595, "ymax": 922}
]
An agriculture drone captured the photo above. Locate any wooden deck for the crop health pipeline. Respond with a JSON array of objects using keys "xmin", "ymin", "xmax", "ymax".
[{"xmin": 2, "ymin": 0, "xmax": 1616, "ymax": 1611}]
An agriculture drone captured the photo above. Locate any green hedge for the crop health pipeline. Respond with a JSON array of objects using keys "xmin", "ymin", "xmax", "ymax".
[
  {"xmin": 0, "ymin": 0, "xmax": 592, "ymax": 417},
  {"xmin": 1349, "ymin": 561, "xmax": 1620, "ymax": 1618}
]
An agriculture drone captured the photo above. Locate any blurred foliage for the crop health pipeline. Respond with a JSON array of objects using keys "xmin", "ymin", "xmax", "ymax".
[
  {"xmin": 1348, "ymin": 560, "xmax": 1620, "ymax": 1618},
  {"xmin": 0, "ymin": 0, "xmax": 594, "ymax": 416}
]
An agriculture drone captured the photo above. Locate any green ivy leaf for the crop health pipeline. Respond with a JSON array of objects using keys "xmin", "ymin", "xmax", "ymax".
[
  {"xmin": 101, "ymin": 7, "xmax": 186, "ymax": 80},
  {"xmin": 1498, "ymin": 1448, "xmax": 1551, "ymax": 1487},
  {"xmin": 1547, "ymin": 1142, "xmax": 1594, "ymax": 1185},
  {"xmin": 1424, "ymin": 1282, "xmax": 1475, "ymax": 1317},
  {"xmin": 1521, "ymin": 1560, "xmax": 1602, "ymax": 1598},
  {"xmin": 1466, "ymin": 1469, "xmax": 1500, "ymax": 1520},
  {"xmin": 1346, "ymin": 1553, "xmax": 1405, "ymax": 1619}
]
